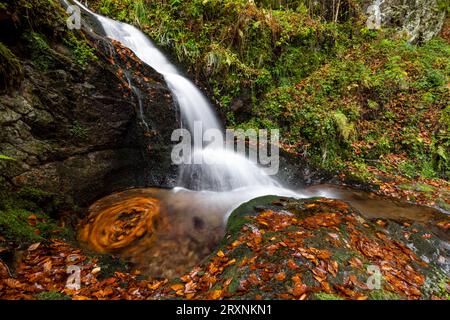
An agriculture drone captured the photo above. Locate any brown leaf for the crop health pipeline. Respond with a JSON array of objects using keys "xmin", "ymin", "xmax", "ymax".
[
  {"xmin": 184, "ymin": 281, "xmax": 196, "ymax": 294},
  {"xmin": 148, "ymin": 281, "xmax": 164, "ymax": 291},
  {"xmin": 3, "ymin": 278, "xmax": 22, "ymax": 289},
  {"xmin": 248, "ymin": 273, "xmax": 261, "ymax": 285},
  {"xmin": 291, "ymin": 274, "xmax": 302, "ymax": 284},
  {"xmin": 0, "ymin": 260, "xmax": 10, "ymax": 278},
  {"xmin": 287, "ymin": 259, "xmax": 298, "ymax": 270},
  {"xmin": 292, "ymin": 283, "xmax": 308, "ymax": 297},
  {"xmin": 43, "ymin": 260, "xmax": 52, "ymax": 272},
  {"xmin": 275, "ymin": 272, "xmax": 286, "ymax": 281},
  {"xmin": 321, "ymin": 281, "xmax": 333, "ymax": 293},
  {"xmin": 224, "ymin": 259, "xmax": 236, "ymax": 267}
]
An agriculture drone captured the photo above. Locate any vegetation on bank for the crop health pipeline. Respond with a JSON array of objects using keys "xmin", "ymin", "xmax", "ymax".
[{"xmin": 85, "ymin": 0, "xmax": 449, "ymax": 186}]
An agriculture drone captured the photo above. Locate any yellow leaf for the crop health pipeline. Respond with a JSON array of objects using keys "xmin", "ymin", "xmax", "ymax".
[{"xmin": 209, "ymin": 289, "xmax": 222, "ymax": 300}]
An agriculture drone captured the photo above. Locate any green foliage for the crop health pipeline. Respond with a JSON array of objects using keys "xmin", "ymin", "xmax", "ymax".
[
  {"xmin": 132, "ymin": 0, "xmax": 150, "ymax": 26},
  {"xmin": 0, "ymin": 154, "xmax": 15, "ymax": 161},
  {"xmin": 398, "ymin": 183, "xmax": 435, "ymax": 193},
  {"xmin": 23, "ymin": 32, "xmax": 53, "ymax": 70},
  {"xmin": 64, "ymin": 34, "xmax": 98, "ymax": 68},
  {"xmin": 332, "ymin": 111, "xmax": 356, "ymax": 143}
]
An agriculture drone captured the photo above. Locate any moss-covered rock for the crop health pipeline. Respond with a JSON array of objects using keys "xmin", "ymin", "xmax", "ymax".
[{"xmin": 159, "ymin": 196, "xmax": 449, "ymax": 300}]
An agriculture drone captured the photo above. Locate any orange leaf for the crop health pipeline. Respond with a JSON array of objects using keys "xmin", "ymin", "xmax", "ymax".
[
  {"xmin": 209, "ymin": 289, "xmax": 222, "ymax": 300},
  {"xmin": 287, "ymin": 259, "xmax": 299, "ymax": 270},
  {"xmin": 292, "ymin": 283, "xmax": 308, "ymax": 297},
  {"xmin": 170, "ymin": 283, "xmax": 184, "ymax": 291},
  {"xmin": 275, "ymin": 272, "xmax": 286, "ymax": 281}
]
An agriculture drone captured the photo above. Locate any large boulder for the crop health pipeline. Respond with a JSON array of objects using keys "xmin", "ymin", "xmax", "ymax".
[
  {"xmin": 158, "ymin": 196, "xmax": 449, "ymax": 299},
  {"xmin": 363, "ymin": 0, "xmax": 446, "ymax": 42}
]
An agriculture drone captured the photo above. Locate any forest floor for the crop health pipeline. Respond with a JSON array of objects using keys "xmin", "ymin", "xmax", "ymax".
[{"xmin": 1, "ymin": 197, "xmax": 449, "ymax": 300}]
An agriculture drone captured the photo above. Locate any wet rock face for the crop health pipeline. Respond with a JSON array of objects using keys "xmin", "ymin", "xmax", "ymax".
[
  {"xmin": 363, "ymin": 0, "xmax": 446, "ymax": 43},
  {"xmin": 0, "ymin": 2, "xmax": 179, "ymax": 206}
]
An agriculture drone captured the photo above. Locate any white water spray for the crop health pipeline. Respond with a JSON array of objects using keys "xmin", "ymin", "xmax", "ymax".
[{"xmin": 72, "ymin": 1, "xmax": 299, "ymax": 212}]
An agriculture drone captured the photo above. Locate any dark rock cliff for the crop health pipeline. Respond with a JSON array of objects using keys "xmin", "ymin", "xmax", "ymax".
[{"xmin": 0, "ymin": 0, "xmax": 180, "ymax": 207}]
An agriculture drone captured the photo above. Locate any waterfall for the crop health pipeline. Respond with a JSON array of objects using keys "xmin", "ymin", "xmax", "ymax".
[{"xmin": 71, "ymin": 1, "xmax": 298, "ymax": 203}]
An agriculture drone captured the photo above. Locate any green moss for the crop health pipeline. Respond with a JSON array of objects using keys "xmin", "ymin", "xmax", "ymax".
[
  {"xmin": 0, "ymin": 155, "xmax": 16, "ymax": 161},
  {"xmin": 369, "ymin": 290, "xmax": 402, "ymax": 300},
  {"xmin": 0, "ymin": 42, "xmax": 23, "ymax": 89},
  {"xmin": 225, "ymin": 195, "xmax": 280, "ymax": 239},
  {"xmin": 435, "ymin": 199, "xmax": 450, "ymax": 212},
  {"xmin": 35, "ymin": 291, "xmax": 71, "ymax": 300},
  {"xmin": 332, "ymin": 111, "xmax": 356, "ymax": 143},
  {"xmin": 0, "ymin": 188, "xmax": 70, "ymax": 245},
  {"xmin": 314, "ymin": 292, "xmax": 344, "ymax": 300},
  {"xmin": 23, "ymin": 32, "xmax": 53, "ymax": 70},
  {"xmin": 63, "ymin": 34, "xmax": 98, "ymax": 68},
  {"xmin": 398, "ymin": 183, "xmax": 436, "ymax": 193},
  {"xmin": 70, "ymin": 121, "xmax": 90, "ymax": 139}
]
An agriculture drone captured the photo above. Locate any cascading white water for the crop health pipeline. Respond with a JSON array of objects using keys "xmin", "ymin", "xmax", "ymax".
[{"xmin": 73, "ymin": 1, "xmax": 299, "ymax": 208}]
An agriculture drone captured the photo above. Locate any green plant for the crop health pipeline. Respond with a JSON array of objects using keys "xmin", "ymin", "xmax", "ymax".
[
  {"xmin": 369, "ymin": 290, "xmax": 401, "ymax": 300},
  {"xmin": 398, "ymin": 160, "xmax": 418, "ymax": 179},
  {"xmin": 70, "ymin": 121, "xmax": 89, "ymax": 139},
  {"xmin": 132, "ymin": 0, "xmax": 150, "ymax": 26},
  {"xmin": 64, "ymin": 34, "xmax": 98, "ymax": 68},
  {"xmin": 0, "ymin": 155, "xmax": 15, "ymax": 161},
  {"xmin": 35, "ymin": 291, "xmax": 71, "ymax": 300},
  {"xmin": 332, "ymin": 111, "xmax": 356, "ymax": 143}
]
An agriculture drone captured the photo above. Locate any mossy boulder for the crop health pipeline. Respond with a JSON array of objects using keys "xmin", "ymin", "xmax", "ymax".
[{"xmin": 159, "ymin": 196, "xmax": 449, "ymax": 300}]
